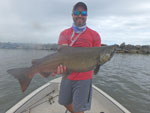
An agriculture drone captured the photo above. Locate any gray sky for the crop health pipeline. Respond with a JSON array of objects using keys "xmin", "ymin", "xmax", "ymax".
[{"xmin": 0, "ymin": 0, "xmax": 150, "ymax": 45}]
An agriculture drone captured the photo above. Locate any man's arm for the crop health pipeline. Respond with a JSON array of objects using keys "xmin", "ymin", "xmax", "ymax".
[
  {"xmin": 56, "ymin": 30, "xmax": 69, "ymax": 75},
  {"xmin": 93, "ymin": 33, "xmax": 101, "ymax": 47}
]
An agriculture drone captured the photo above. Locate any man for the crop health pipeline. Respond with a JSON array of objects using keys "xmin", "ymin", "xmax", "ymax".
[{"xmin": 57, "ymin": 2, "xmax": 101, "ymax": 113}]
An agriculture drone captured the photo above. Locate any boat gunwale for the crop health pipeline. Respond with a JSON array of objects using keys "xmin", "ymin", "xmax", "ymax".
[
  {"xmin": 92, "ymin": 85, "xmax": 131, "ymax": 113},
  {"xmin": 6, "ymin": 81, "xmax": 56, "ymax": 113}
]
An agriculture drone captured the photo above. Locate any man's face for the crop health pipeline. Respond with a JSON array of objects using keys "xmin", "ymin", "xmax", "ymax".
[{"xmin": 72, "ymin": 7, "xmax": 87, "ymax": 27}]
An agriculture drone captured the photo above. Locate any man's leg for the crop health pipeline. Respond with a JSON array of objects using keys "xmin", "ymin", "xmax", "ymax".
[
  {"xmin": 65, "ymin": 104, "xmax": 84, "ymax": 113},
  {"xmin": 72, "ymin": 79, "xmax": 92, "ymax": 113},
  {"xmin": 59, "ymin": 79, "xmax": 91, "ymax": 113},
  {"xmin": 65, "ymin": 104, "xmax": 74, "ymax": 113},
  {"xmin": 59, "ymin": 79, "xmax": 73, "ymax": 112}
]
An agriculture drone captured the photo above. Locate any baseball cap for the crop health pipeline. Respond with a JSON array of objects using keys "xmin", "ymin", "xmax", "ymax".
[{"xmin": 73, "ymin": 2, "xmax": 87, "ymax": 11}]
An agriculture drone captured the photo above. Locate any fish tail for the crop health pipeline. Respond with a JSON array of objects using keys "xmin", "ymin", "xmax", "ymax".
[{"xmin": 7, "ymin": 67, "xmax": 33, "ymax": 92}]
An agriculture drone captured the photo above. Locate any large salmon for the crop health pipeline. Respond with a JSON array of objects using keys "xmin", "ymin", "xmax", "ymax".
[{"xmin": 7, "ymin": 45, "xmax": 117, "ymax": 92}]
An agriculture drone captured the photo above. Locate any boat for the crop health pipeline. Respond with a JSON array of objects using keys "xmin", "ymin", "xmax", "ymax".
[{"xmin": 6, "ymin": 77, "xmax": 131, "ymax": 113}]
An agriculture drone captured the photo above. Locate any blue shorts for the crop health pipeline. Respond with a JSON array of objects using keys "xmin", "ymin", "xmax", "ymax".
[{"xmin": 58, "ymin": 78, "xmax": 92, "ymax": 112}]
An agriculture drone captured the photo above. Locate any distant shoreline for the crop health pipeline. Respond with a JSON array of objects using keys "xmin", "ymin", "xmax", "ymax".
[
  {"xmin": 116, "ymin": 43, "xmax": 150, "ymax": 54},
  {"xmin": 0, "ymin": 42, "xmax": 57, "ymax": 50},
  {"xmin": 0, "ymin": 42, "xmax": 150, "ymax": 54}
]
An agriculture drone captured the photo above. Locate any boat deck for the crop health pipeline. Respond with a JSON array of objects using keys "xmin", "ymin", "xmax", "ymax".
[
  {"xmin": 26, "ymin": 88, "xmax": 114, "ymax": 113},
  {"xmin": 23, "ymin": 86, "xmax": 126, "ymax": 113},
  {"xmin": 6, "ymin": 77, "xmax": 130, "ymax": 113}
]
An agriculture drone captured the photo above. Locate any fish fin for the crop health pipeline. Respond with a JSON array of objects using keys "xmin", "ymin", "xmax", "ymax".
[
  {"xmin": 7, "ymin": 67, "xmax": 33, "ymax": 92},
  {"xmin": 94, "ymin": 64, "xmax": 101, "ymax": 75},
  {"xmin": 39, "ymin": 72, "xmax": 51, "ymax": 78}
]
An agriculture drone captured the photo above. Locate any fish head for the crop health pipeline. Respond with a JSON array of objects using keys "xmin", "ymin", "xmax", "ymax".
[{"xmin": 99, "ymin": 45, "xmax": 118, "ymax": 65}]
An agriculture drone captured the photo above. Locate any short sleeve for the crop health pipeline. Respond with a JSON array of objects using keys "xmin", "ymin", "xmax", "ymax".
[
  {"xmin": 58, "ymin": 31, "xmax": 68, "ymax": 45},
  {"xmin": 93, "ymin": 33, "xmax": 101, "ymax": 47}
]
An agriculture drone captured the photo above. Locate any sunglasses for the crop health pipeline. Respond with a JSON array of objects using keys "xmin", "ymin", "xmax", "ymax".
[{"xmin": 73, "ymin": 11, "xmax": 87, "ymax": 16}]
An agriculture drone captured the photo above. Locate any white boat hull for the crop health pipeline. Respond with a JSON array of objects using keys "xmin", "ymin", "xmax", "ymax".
[{"xmin": 6, "ymin": 77, "xmax": 131, "ymax": 113}]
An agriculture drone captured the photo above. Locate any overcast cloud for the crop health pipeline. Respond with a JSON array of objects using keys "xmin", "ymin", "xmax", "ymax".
[{"xmin": 0, "ymin": 0, "xmax": 150, "ymax": 45}]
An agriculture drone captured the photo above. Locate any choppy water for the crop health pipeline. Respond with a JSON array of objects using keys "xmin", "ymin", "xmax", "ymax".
[{"xmin": 0, "ymin": 49, "xmax": 150, "ymax": 113}]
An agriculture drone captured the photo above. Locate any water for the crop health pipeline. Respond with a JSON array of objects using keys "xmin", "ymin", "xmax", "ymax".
[{"xmin": 0, "ymin": 49, "xmax": 150, "ymax": 113}]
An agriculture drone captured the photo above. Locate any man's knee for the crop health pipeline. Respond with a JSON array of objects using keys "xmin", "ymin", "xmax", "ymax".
[
  {"xmin": 65, "ymin": 104, "xmax": 72, "ymax": 108},
  {"xmin": 74, "ymin": 112, "xmax": 84, "ymax": 113},
  {"xmin": 65, "ymin": 104, "xmax": 74, "ymax": 113},
  {"xmin": 65, "ymin": 104, "xmax": 84, "ymax": 113}
]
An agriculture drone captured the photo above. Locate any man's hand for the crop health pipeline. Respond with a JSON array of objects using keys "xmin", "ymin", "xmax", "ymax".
[
  {"xmin": 51, "ymin": 44, "xmax": 68, "ymax": 76},
  {"xmin": 52, "ymin": 64, "xmax": 67, "ymax": 76}
]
